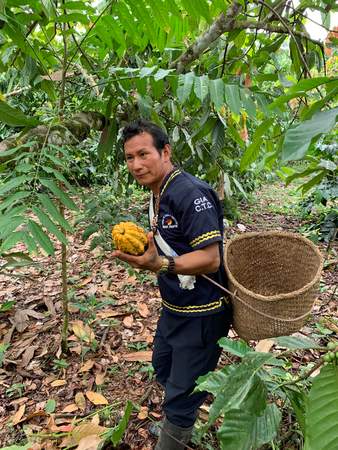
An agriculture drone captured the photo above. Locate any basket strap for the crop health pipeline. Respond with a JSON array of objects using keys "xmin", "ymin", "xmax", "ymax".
[{"xmin": 201, "ymin": 275, "xmax": 313, "ymax": 323}]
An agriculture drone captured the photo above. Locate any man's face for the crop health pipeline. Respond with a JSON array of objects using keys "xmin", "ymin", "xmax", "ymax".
[{"xmin": 124, "ymin": 132, "xmax": 171, "ymax": 191}]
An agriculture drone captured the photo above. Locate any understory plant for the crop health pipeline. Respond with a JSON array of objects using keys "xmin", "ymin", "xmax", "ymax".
[{"xmin": 194, "ymin": 336, "xmax": 338, "ymax": 450}]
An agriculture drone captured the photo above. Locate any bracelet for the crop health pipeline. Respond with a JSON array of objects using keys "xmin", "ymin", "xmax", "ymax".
[{"xmin": 157, "ymin": 256, "xmax": 176, "ymax": 274}]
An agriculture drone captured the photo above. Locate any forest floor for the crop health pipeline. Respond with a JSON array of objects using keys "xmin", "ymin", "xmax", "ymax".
[{"xmin": 0, "ymin": 180, "xmax": 337, "ymax": 450}]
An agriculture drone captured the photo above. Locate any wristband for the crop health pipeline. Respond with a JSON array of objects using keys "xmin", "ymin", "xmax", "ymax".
[{"xmin": 157, "ymin": 256, "xmax": 175, "ymax": 274}]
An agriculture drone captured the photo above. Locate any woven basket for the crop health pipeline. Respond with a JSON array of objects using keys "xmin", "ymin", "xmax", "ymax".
[{"xmin": 224, "ymin": 231, "xmax": 323, "ymax": 341}]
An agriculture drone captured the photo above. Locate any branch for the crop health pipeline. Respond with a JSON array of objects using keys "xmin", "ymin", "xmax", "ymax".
[
  {"xmin": 169, "ymin": 1, "xmax": 323, "ymax": 74},
  {"xmin": 236, "ymin": 20, "xmax": 322, "ymax": 47},
  {"xmin": 170, "ymin": 2, "xmax": 242, "ymax": 74}
]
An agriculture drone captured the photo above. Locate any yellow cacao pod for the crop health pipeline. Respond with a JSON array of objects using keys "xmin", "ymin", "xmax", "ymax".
[{"xmin": 112, "ymin": 222, "xmax": 148, "ymax": 255}]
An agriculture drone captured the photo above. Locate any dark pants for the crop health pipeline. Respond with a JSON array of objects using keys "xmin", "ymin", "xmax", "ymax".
[{"xmin": 152, "ymin": 309, "xmax": 231, "ymax": 428}]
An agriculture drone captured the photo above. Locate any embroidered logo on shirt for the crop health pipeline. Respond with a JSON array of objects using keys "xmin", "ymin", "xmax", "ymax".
[
  {"xmin": 194, "ymin": 196, "xmax": 213, "ymax": 212},
  {"xmin": 162, "ymin": 214, "xmax": 178, "ymax": 229}
]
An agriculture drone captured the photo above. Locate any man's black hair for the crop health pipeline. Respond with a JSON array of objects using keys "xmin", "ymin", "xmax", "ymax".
[{"xmin": 122, "ymin": 119, "xmax": 169, "ymax": 153}]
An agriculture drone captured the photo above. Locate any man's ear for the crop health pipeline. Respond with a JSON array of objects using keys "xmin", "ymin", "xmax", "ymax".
[{"xmin": 162, "ymin": 143, "xmax": 172, "ymax": 161}]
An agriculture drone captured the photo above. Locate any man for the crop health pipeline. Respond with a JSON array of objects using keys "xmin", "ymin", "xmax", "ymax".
[{"xmin": 112, "ymin": 119, "xmax": 232, "ymax": 449}]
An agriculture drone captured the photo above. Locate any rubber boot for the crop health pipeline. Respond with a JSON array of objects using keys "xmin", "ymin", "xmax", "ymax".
[{"xmin": 155, "ymin": 417, "xmax": 193, "ymax": 450}]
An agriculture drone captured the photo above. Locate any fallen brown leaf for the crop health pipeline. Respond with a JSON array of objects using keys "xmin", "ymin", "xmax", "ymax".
[
  {"xmin": 95, "ymin": 372, "xmax": 105, "ymax": 386},
  {"xmin": 255, "ymin": 339, "xmax": 274, "ymax": 353},
  {"xmin": 85, "ymin": 391, "xmax": 108, "ymax": 406},
  {"xmin": 80, "ymin": 360, "xmax": 95, "ymax": 373},
  {"xmin": 121, "ymin": 351, "xmax": 152, "ymax": 362},
  {"xmin": 11, "ymin": 404, "xmax": 25, "ymax": 425},
  {"xmin": 76, "ymin": 435, "xmax": 103, "ymax": 450},
  {"xmin": 137, "ymin": 406, "xmax": 148, "ymax": 420},
  {"xmin": 138, "ymin": 303, "xmax": 150, "ymax": 318},
  {"xmin": 75, "ymin": 392, "xmax": 86, "ymax": 411},
  {"xmin": 62, "ymin": 404, "xmax": 79, "ymax": 413},
  {"xmin": 51, "ymin": 379, "xmax": 67, "ymax": 387},
  {"xmin": 123, "ymin": 315, "xmax": 134, "ymax": 328}
]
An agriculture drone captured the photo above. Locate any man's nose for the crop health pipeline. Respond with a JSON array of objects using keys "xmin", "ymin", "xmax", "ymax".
[{"xmin": 132, "ymin": 157, "xmax": 143, "ymax": 171}]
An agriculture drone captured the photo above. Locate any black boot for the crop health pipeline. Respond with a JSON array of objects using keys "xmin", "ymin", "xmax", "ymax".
[{"xmin": 155, "ymin": 417, "xmax": 193, "ymax": 450}]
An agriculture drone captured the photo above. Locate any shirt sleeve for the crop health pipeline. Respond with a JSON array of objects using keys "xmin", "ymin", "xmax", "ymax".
[{"xmin": 176, "ymin": 185, "xmax": 223, "ymax": 250}]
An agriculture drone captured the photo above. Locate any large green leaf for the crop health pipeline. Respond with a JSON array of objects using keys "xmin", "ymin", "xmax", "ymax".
[
  {"xmin": 269, "ymin": 77, "xmax": 336, "ymax": 109},
  {"xmin": 208, "ymin": 370, "xmax": 267, "ymax": 425},
  {"xmin": 209, "ymin": 78, "xmax": 224, "ymax": 111},
  {"xmin": 218, "ymin": 337, "xmax": 251, "ymax": 357},
  {"xmin": 194, "ymin": 75, "xmax": 209, "ymax": 102},
  {"xmin": 211, "ymin": 119, "xmax": 225, "ymax": 158},
  {"xmin": 281, "ymin": 108, "xmax": 338, "ymax": 161},
  {"xmin": 274, "ymin": 336, "xmax": 321, "ymax": 349},
  {"xmin": 177, "ymin": 72, "xmax": 194, "ymax": 103},
  {"xmin": 304, "ymin": 365, "xmax": 338, "ymax": 450},
  {"xmin": 224, "ymin": 85, "xmax": 241, "ymax": 115},
  {"xmin": 217, "ymin": 404, "xmax": 281, "ymax": 450},
  {"xmin": 0, "ymin": 101, "xmax": 39, "ymax": 127}
]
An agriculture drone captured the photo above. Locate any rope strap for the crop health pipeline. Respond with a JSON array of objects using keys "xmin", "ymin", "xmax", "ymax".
[{"xmin": 201, "ymin": 275, "xmax": 313, "ymax": 323}]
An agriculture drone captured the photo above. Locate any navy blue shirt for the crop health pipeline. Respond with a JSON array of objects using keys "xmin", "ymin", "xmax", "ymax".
[{"xmin": 151, "ymin": 168, "xmax": 228, "ymax": 317}]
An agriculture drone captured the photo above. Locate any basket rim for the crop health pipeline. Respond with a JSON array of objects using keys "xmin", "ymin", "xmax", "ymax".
[{"xmin": 224, "ymin": 230, "xmax": 323, "ymax": 302}]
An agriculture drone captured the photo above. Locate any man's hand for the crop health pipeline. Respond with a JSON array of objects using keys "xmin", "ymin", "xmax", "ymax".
[{"xmin": 112, "ymin": 232, "xmax": 162, "ymax": 272}]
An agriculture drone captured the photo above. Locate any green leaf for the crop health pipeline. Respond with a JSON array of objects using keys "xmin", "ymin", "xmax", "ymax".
[
  {"xmin": 209, "ymin": 79, "xmax": 224, "ymax": 111},
  {"xmin": 209, "ymin": 370, "xmax": 267, "ymax": 426},
  {"xmin": 45, "ymin": 399, "xmax": 56, "ymax": 413},
  {"xmin": 300, "ymin": 172, "xmax": 326, "ymax": 194},
  {"xmin": 177, "ymin": 72, "xmax": 195, "ymax": 103},
  {"xmin": 281, "ymin": 108, "xmax": 338, "ymax": 161},
  {"xmin": 224, "ymin": 85, "xmax": 241, "ymax": 115},
  {"xmin": 0, "ymin": 101, "xmax": 39, "ymax": 127},
  {"xmin": 106, "ymin": 401, "xmax": 133, "ymax": 446},
  {"xmin": 41, "ymin": 0, "xmax": 56, "ymax": 18},
  {"xmin": 304, "ymin": 365, "xmax": 338, "ymax": 450},
  {"xmin": 39, "ymin": 179, "xmax": 77, "ymax": 210},
  {"xmin": 0, "ymin": 231, "xmax": 26, "ymax": 253},
  {"xmin": 240, "ymin": 118, "xmax": 274, "ymax": 170},
  {"xmin": 37, "ymin": 194, "xmax": 73, "ymax": 232},
  {"xmin": 82, "ymin": 224, "xmax": 100, "ymax": 242},
  {"xmin": 27, "ymin": 220, "xmax": 55, "ymax": 256},
  {"xmin": 194, "ymin": 75, "xmax": 209, "ymax": 102},
  {"xmin": 0, "ymin": 216, "xmax": 25, "ymax": 239},
  {"xmin": 139, "ymin": 66, "xmax": 156, "ymax": 78},
  {"xmin": 217, "ymin": 404, "xmax": 281, "ymax": 450},
  {"xmin": 41, "ymin": 166, "xmax": 74, "ymax": 192},
  {"xmin": 269, "ymin": 77, "xmax": 336, "ymax": 110},
  {"xmin": 22, "ymin": 232, "xmax": 39, "ymax": 254},
  {"xmin": 0, "ymin": 191, "xmax": 31, "ymax": 212},
  {"xmin": 56, "ymin": 13, "xmax": 89, "ymax": 23},
  {"xmin": 32, "ymin": 206, "xmax": 68, "ymax": 245},
  {"xmin": 288, "ymin": 77, "xmax": 336, "ymax": 93},
  {"xmin": 0, "ymin": 444, "xmax": 30, "ymax": 450},
  {"xmin": 0, "ymin": 343, "xmax": 10, "ymax": 367},
  {"xmin": 211, "ymin": 119, "xmax": 225, "ymax": 158},
  {"xmin": 273, "ymin": 336, "xmax": 321, "ymax": 349},
  {"xmin": 218, "ymin": 337, "xmax": 251, "ymax": 357},
  {"xmin": 0, "ymin": 175, "xmax": 31, "ymax": 196},
  {"xmin": 284, "ymin": 388, "xmax": 306, "ymax": 434}
]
